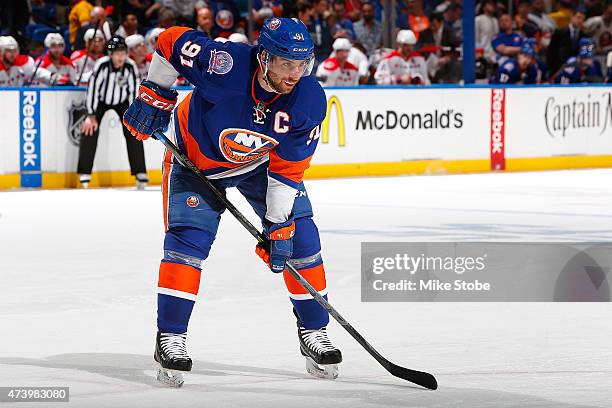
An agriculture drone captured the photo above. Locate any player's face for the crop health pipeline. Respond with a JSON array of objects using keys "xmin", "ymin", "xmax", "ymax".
[
  {"xmin": 111, "ymin": 50, "xmax": 127, "ymax": 68},
  {"xmin": 400, "ymin": 43, "xmax": 413, "ymax": 57},
  {"xmin": 517, "ymin": 54, "xmax": 533, "ymax": 70},
  {"xmin": 336, "ymin": 49, "xmax": 349, "ymax": 63},
  {"xmin": 266, "ymin": 55, "xmax": 313, "ymax": 94},
  {"xmin": 130, "ymin": 43, "xmax": 146, "ymax": 60},
  {"xmin": 49, "ymin": 44, "xmax": 64, "ymax": 59},
  {"xmin": 2, "ymin": 48, "xmax": 17, "ymax": 64},
  {"xmin": 90, "ymin": 38, "xmax": 105, "ymax": 54}
]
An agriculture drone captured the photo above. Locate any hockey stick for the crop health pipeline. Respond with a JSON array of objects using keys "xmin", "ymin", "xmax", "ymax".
[
  {"xmin": 76, "ymin": 20, "xmax": 100, "ymax": 85},
  {"xmin": 151, "ymin": 129, "xmax": 438, "ymax": 390},
  {"xmin": 26, "ymin": 49, "xmax": 48, "ymax": 86}
]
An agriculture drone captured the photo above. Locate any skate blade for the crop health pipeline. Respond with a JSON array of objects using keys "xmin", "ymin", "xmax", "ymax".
[
  {"xmin": 305, "ymin": 356, "xmax": 338, "ymax": 380},
  {"xmin": 156, "ymin": 367, "xmax": 185, "ymax": 388}
]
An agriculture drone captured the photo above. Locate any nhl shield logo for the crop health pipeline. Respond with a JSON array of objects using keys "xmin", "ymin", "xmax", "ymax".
[
  {"xmin": 207, "ymin": 50, "xmax": 233, "ymax": 75},
  {"xmin": 186, "ymin": 196, "xmax": 200, "ymax": 208},
  {"xmin": 67, "ymin": 100, "xmax": 87, "ymax": 146},
  {"xmin": 219, "ymin": 128, "xmax": 278, "ymax": 164}
]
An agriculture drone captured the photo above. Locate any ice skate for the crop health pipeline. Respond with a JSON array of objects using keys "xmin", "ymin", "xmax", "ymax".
[
  {"xmin": 298, "ymin": 325, "xmax": 342, "ymax": 379},
  {"xmin": 136, "ymin": 173, "xmax": 148, "ymax": 190},
  {"xmin": 154, "ymin": 331, "xmax": 192, "ymax": 387}
]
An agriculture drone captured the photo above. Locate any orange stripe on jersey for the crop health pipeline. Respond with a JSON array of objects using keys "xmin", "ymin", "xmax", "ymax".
[
  {"xmin": 157, "ymin": 26, "xmax": 192, "ymax": 61},
  {"xmin": 162, "ymin": 149, "xmax": 173, "ymax": 231},
  {"xmin": 176, "ymin": 92, "xmax": 241, "ymax": 171},
  {"xmin": 158, "ymin": 262, "xmax": 201, "ymax": 295},
  {"xmin": 283, "ymin": 264, "xmax": 326, "ymax": 295},
  {"xmin": 268, "ymin": 150, "xmax": 313, "ymax": 184}
]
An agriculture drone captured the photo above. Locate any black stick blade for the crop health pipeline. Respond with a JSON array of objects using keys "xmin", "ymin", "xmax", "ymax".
[{"xmin": 386, "ymin": 361, "xmax": 438, "ymax": 390}]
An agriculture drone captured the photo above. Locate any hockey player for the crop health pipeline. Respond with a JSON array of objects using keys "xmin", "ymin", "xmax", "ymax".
[
  {"xmin": 122, "ymin": 17, "xmax": 342, "ymax": 387},
  {"xmin": 316, "ymin": 38, "xmax": 359, "ymax": 86},
  {"xmin": 0, "ymin": 36, "xmax": 68, "ymax": 86},
  {"xmin": 125, "ymin": 34, "xmax": 152, "ymax": 80},
  {"xmin": 374, "ymin": 30, "xmax": 431, "ymax": 85},
  {"xmin": 555, "ymin": 38, "xmax": 604, "ymax": 84},
  {"xmin": 71, "ymin": 28, "xmax": 105, "ymax": 85},
  {"xmin": 492, "ymin": 42, "xmax": 547, "ymax": 84},
  {"xmin": 35, "ymin": 33, "xmax": 77, "ymax": 86}
]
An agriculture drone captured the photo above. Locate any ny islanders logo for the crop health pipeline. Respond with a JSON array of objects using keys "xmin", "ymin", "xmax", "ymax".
[{"xmin": 219, "ymin": 128, "xmax": 278, "ymax": 163}]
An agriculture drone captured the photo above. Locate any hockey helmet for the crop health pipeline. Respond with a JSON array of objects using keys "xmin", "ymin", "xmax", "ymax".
[
  {"xmin": 519, "ymin": 41, "xmax": 535, "ymax": 58},
  {"xmin": 257, "ymin": 17, "xmax": 315, "ymax": 86},
  {"xmin": 578, "ymin": 38, "xmax": 594, "ymax": 59},
  {"xmin": 0, "ymin": 36, "xmax": 19, "ymax": 51},
  {"xmin": 228, "ymin": 32, "xmax": 248, "ymax": 44},
  {"xmin": 125, "ymin": 34, "xmax": 146, "ymax": 50},
  {"xmin": 84, "ymin": 28, "xmax": 105, "ymax": 43},
  {"xmin": 332, "ymin": 38, "xmax": 352, "ymax": 51},
  {"xmin": 44, "ymin": 33, "xmax": 65, "ymax": 48},
  {"xmin": 107, "ymin": 35, "xmax": 128, "ymax": 53},
  {"xmin": 396, "ymin": 30, "xmax": 417, "ymax": 45}
]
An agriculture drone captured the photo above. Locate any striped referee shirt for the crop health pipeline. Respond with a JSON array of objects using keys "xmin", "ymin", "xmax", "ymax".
[{"xmin": 86, "ymin": 55, "xmax": 139, "ymax": 115}]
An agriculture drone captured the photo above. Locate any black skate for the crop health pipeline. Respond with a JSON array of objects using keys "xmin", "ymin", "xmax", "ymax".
[
  {"xmin": 298, "ymin": 325, "xmax": 342, "ymax": 379},
  {"xmin": 154, "ymin": 331, "xmax": 192, "ymax": 387}
]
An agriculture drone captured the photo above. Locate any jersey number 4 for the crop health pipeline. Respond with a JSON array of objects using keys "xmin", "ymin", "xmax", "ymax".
[{"xmin": 179, "ymin": 41, "xmax": 202, "ymax": 68}]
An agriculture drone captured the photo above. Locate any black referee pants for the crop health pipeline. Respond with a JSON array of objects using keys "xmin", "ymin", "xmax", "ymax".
[{"xmin": 77, "ymin": 101, "xmax": 147, "ymax": 176}]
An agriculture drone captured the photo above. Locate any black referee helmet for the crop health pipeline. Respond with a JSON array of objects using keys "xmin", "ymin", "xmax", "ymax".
[{"xmin": 106, "ymin": 35, "xmax": 127, "ymax": 53}]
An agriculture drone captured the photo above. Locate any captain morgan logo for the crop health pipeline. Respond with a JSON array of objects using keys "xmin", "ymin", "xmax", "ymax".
[{"xmin": 219, "ymin": 128, "xmax": 279, "ymax": 163}]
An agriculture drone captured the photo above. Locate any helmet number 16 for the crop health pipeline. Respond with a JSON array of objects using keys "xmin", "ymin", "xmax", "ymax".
[{"xmin": 179, "ymin": 41, "xmax": 202, "ymax": 68}]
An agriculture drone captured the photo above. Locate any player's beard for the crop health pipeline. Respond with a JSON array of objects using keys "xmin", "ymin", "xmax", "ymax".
[{"xmin": 266, "ymin": 71, "xmax": 299, "ymax": 94}]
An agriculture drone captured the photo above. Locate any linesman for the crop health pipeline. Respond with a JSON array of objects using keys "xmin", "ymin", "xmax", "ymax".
[{"xmin": 78, "ymin": 35, "xmax": 149, "ymax": 189}]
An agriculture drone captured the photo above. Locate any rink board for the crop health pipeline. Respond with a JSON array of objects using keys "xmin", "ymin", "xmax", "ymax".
[{"xmin": 0, "ymin": 84, "xmax": 611, "ymax": 189}]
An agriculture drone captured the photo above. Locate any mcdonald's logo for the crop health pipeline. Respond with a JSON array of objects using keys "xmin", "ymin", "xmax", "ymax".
[{"xmin": 322, "ymin": 95, "xmax": 346, "ymax": 147}]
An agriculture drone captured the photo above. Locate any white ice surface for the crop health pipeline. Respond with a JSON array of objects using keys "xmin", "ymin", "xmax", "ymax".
[{"xmin": 1, "ymin": 169, "xmax": 612, "ymax": 408}]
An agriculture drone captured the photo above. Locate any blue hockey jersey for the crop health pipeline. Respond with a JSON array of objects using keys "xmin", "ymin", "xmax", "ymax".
[
  {"xmin": 554, "ymin": 57, "xmax": 604, "ymax": 84},
  {"xmin": 152, "ymin": 27, "xmax": 326, "ymax": 221},
  {"xmin": 493, "ymin": 57, "xmax": 547, "ymax": 84}
]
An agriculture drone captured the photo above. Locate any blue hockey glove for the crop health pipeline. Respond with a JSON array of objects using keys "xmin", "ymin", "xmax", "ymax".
[
  {"xmin": 256, "ymin": 218, "xmax": 295, "ymax": 273},
  {"xmin": 122, "ymin": 80, "xmax": 178, "ymax": 140}
]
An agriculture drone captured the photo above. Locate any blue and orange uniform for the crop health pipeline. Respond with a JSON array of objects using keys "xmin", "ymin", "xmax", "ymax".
[{"xmin": 125, "ymin": 20, "xmax": 331, "ymax": 335}]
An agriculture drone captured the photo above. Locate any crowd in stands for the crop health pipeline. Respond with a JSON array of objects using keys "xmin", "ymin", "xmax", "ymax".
[{"xmin": 0, "ymin": 0, "xmax": 610, "ymax": 87}]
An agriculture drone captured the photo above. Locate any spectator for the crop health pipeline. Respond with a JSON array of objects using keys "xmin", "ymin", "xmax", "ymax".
[
  {"xmin": 585, "ymin": 3, "xmax": 612, "ymax": 60},
  {"xmin": 547, "ymin": 9, "xmax": 587, "ymax": 75},
  {"xmin": 549, "ymin": 0, "xmax": 574, "ymax": 29},
  {"xmin": 123, "ymin": 0, "xmax": 153, "ymax": 28},
  {"xmin": 196, "ymin": 7, "xmax": 214, "ymax": 37},
  {"xmin": 31, "ymin": 0, "xmax": 56, "ymax": 26},
  {"xmin": 492, "ymin": 41, "xmax": 546, "ymax": 84},
  {"xmin": 396, "ymin": 0, "xmax": 430, "ymax": 42},
  {"xmin": 310, "ymin": 0, "xmax": 335, "ymax": 62},
  {"xmin": 555, "ymin": 38, "xmax": 604, "ymax": 82},
  {"xmin": 353, "ymin": 2, "xmax": 383, "ymax": 56},
  {"xmin": 515, "ymin": 0, "xmax": 539, "ymax": 38},
  {"xmin": 443, "ymin": 2, "xmax": 462, "ymax": 40},
  {"xmin": 208, "ymin": 0, "xmax": 242, "ymax": 38},
  {"xmin": 418, "ymin": 12, "xmax": 459, "ymax": 82},
  {"xmin": 297, "ymin": 1, "xmax": 315, "ymax": 26},
  {"xmin": 71, "ymin": 27, "xmax": 105, "ymax": 85},
  {"xmin": 147, "ymin": 0, "xmax": 197, "ymax": 24},
  {"xmin": 475, "ymin": 0, "xmax": 499, "ymax": 63},
  {"xmin": 125, "ymin": 34, "xmax": 151, "ymax": 80},
  {"xmin": 252, "ymin": 0, "xmax": 282, "ymax": 28},
  {"xmin": 37, "ymin": 33, "xmax": 76, "ymax": 86},
  {"xmin": 374, "ymin": 29, "xmax": 430, "ymax": 85},
  {"xmin": 332, "ymin": 0, "xmax": 355, "ymax": 40},
  {"xmin": 316, "ymin": 37, "xmax": 360, "ymax": 86},
  {"xmin": 69, "ymin": 0, "xmax": 94, "ymax": 45},
  {"xmin": 491, "ymin": 13, "xmax": 524, "ymax": 65},
  {"xmin": 157, "ymin": 7, "xmax": 177, "ymax": 29},
  {"xmin": 115, "ymin": 13, "xmax": 140, "ymax": 38},
  {"xmin": 73, "ymin": 6, "xmax": 113, "ymax": 51},
  {"xmin": 529, "ymin": 0, "xmax": 557, "ymax": 51}
]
